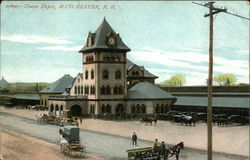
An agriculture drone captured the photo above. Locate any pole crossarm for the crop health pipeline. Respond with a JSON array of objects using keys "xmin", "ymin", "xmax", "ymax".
[{"xmin": 192, "ymin": 1, "xmax": 250, "ymax": 21}]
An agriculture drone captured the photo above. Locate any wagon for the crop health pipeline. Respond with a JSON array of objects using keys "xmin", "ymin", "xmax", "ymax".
[
  {"xmin": 59, "ymin": 125, "xmax": 85, "ymax": 157},
  {"xmin": 126, "ymin": 142, "xmax": 184, "ymax": 160}
]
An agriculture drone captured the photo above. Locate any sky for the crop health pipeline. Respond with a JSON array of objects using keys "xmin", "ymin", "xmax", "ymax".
[{"xmin": 1, "ymin": 1, "xmax": 249, "ymax": 86}]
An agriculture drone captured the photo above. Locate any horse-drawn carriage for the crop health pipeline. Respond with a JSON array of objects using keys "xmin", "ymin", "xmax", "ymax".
[
  {"xmin": 59, "ymin": 125, "xmax": 85, "ymax": 157},
  {"xmin": 35, "ymin": 110, "xmax": 79, "ymax": 126},
  {"xmin": 141, "ymin": 117, "xmax": 158, "ymax": 125},
  {"xmin": 126, "ymin": 142, "xmax": 184, "ymax": 160}
]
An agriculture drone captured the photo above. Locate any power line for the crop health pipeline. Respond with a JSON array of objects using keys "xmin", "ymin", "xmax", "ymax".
[{"xmin": 192, "ymin": 2, "xmax": 250, "ymax": 21}]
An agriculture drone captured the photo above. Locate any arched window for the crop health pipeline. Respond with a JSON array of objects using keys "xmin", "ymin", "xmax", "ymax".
[
  {"xmin": 103, "ymin": 55, "xmax": 109, "ymax": 61},
  {"xmin": 131, "ymin": 105, "xmax": 135, "ymax": 113},
  {"xmin": 78, "ymin": 86, "xmax": 80, "ymax": 94},
  {"xmin": 155, "ymin": 104, "xmax": 160, "ymax": 113},
  {"xmin": 110, "ymin": 56, "xmax": 115, "ymax": 61},
  {"xmin": 141, "ymin": 104, "xmax": 146, "ymax": 113},
  {"xmin": 101, "ymin": 86, "xmax": 105, "ymax": 95},
  {"xmin": 90, "ymin": 56, "xmax": 94, "ymax": 62},
  {"xmin": 102, "ymin": 70, "xmax": 109, "ymax": 79},
  {"xmin": 115, "ymin": 70, "xmax": 121, "ymax": 79},
  {"xmin": 106, "ymin": 104, "xmax": 111, "ymax": 113},
  {"xmin": 60, "ymin": 105, "xmax": 63, "ymax": 111},
  {"xmin": 55, "ymin": 105, "xmax": 59, "ymax": 111},
  {"xmin": 81, "ymin": 86, "xmax": 83, "ymax": 94},
  {"xmin": 106, "ymin": 85, "xmax": 111, "ymax": 95},
  {"xmin": 165, "ymin": 104, "xmax": 168, "ymax": 113},
  {"xmin": 91, "ymin": 70, "xmax": 94, "ymax": 79},
  {"xmin": 118, "ymin": 85, "xmax": 123, "ymax": 94},
  {"xmin": 101, "ymin": 105, "xmax": 105, "ymax": 113},
  {"xmin": 74, "ymin": 86, "xmax": 77, "ymax": 94},
  {"xmin": 50, "ymin": 104, "xmax": 54, "ymax": 112},
  {"xmin": 86, "ymin": 86, "xmax": 89, "ymax": 94},
  {"xmin": 161, "ymin": 104, "xmax": 164, "ymax": 113},
  {"xmin": 92, "ymin": 86, "xmax": 95, "ymax": 94},
  {"xmin": 113, "ymin": 86, "xmax": 118, "ymax": 95},
  {"xmin": 136, "ymin": 104, "xmax": 140, "ymax": 113},
  {"xmin": 85, "ymin": 70, "xmax": 88, "ymax": 79},
  {"xmin": 115, "ymin": 56, "xmax": 120, "ymax": 62}
]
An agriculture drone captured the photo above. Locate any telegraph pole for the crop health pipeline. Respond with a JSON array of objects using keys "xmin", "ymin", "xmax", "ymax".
[{"xmin": 192, "ymin": 1, "xmax": 249, "ymax": 160}]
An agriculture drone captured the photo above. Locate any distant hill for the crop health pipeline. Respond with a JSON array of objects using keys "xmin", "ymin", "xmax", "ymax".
[{"xmin": 8, "ymin": 82, "xmax": 50, "ymax": 93}]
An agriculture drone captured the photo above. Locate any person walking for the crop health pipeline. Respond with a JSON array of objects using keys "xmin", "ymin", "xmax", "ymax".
[
  {"xmin": 153, "ymin": 139, "xmax": 159, "ymax": 149},
  {"xmin": 160, "ymin": 141, "xmax": 167, "ymax": 160},
  {"xmin": 131, "ymin": 132, "xmax": 137, "ymax": 146}
]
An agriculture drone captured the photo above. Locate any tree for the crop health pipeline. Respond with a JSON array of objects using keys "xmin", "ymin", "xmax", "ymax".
[
  {"xmin": 159, "ymin": 74, "xmax": 186, "ymax": 86},
  {"xmin": 213, "ymin": 73, "xmax": 237, "ymax": 86}
]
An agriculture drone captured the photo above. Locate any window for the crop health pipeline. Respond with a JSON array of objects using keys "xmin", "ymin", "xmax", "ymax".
[
  {"xmin": 74, "ymin": 86, "xmax": 77, "ymax": 94},
  {"xmin": 119, "ymin": 85, "xmax": 123, "ymax": 94},
  {"xmin": 84, "ymin": 86, "xmax": 89, "ymax": 94},
  {"xmin": 78, "ymin": 86, "xmax": 80, "ymax": 94},
  {"xmin": 131, "ymin": 105, "xmax": 135, "ymax": 113},
  {"xmin": 101, "ymin": 105, "xmax": 105, "ymax": 113},
  {"xmin": 90, "ymin": 56, "xmax": 94, "ymax": 62},
  {"xmin": 106, "ymin": 105, "xmax": 111, "ymax": 113},
  {"xmin": 141, "ymin": 104, "xmax": 146, "ymax": 113},
  {"xmin": 91, "ymin": 70, "xmax": 94, "ymax": 79},
  {"xmin": 155, "ymin": 104, "xmax": 160, "ymax": 113},
  {"xmin": 106, "ymin": 85, "xmax": 111, "ymax": 95},
  {"xmin": 50, "ymin": 104, "xmax": 54, "ymax": 112},
  {"xmin": 90, "ymin": 86, "xmax": 95, "ymax": 95},
  {"xmin": 103, "ymin": 55, "xmax": 109, "ymax": 61},
  {"xmin": 115, "ymin": 70, "xmax": 121, "ymax": 79},
  {"xmin": 136, "ymin": 104, "xmax": 140, "ymax": 113},
  {"xmin": 115, "ymin": 56, "xmax": 120, "ymax": 62},
  {"xmin": 101, "ymin": 86, "xmax": 106, "ymax": 95},
  {"xmin": 81, "ymin": 86, "xmax": 83, "ymax": 94},
  {"xmin": 91, "ymin": 104, "xmax": 95, "ymax": 114},
  {"xmin": 113, "ymin": 86, "xmax": 118, "ymax": 95},
  {"xmin": 85, "ymin": 70, "xmax": 88, "ymax": 79},
  {"xmin": 102, "ymin": 70, "xmax": 109, "ymax": 79},
  {"xmin": 60, "ymin": 105, "xmax": 63, "ymax": 111},
  {"xmin": 161, "ymin": 104, "xmax": 164, "ymax": 113}
]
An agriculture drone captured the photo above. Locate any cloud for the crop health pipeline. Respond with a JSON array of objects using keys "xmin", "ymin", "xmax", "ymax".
[
  {"xmin": 130, "ymin": 48, "xmax": 248, "ymax": 85},
  {"xmin": 36, "ymin": 45, "xmax": 82, "ymax": 51},
  {"xmin": 1, "ymin": 34, "xmax": 72, "ymax": 44}
]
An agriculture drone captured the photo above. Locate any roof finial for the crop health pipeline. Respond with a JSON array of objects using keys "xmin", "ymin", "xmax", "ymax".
[{"xmin": 103, "ymin": 16, "xmax": 106, "ymax": 22}]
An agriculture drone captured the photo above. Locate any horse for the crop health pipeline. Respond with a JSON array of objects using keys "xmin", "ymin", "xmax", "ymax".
[
  {"xmin": 141, "ymin": 117, "xmax": 158, "ymax": 125},
  {"xmin": 182, "ymin": 115, "xmax": 196, "ymax": 126},
  {"xmin": 166, "ymin": 142, "xmax": 184, "ymax": 160}
]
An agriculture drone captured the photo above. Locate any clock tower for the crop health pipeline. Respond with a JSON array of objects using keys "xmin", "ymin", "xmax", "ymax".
[{"xmin": 79, "ymin": 18, "xmax": 131, "ymax": 118}]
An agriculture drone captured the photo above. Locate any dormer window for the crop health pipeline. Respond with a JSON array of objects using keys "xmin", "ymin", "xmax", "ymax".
[
  {"xmin": 87, "ymin": 32, "xmax": 95, "ymax": 47},
  {"xmin": 87, "ymin": 37, "xmax": 93, "ymax": 47}
]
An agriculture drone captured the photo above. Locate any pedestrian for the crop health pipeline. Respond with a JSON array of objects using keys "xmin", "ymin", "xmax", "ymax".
[
  {"xmin": 131, "ymin": 132, "xmax": 137, "ymax": 146},
  {"xmin": 160, "ymin": 141, "xmax": 166, "ymax": 160},
  {"xmin": 80, "ymin": 117, "xmax": 83, "ymax": 124},
  {"xmin": 153, "ymin": 139, "xmax": 159, "ymax": 149}
]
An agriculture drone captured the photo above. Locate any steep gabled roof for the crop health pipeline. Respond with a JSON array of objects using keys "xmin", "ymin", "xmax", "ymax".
[
  {"xmin": 79, "ymin": 18, "xmax": 130, "ymax": 53},
  {"xmin": 127, "ymin": 82, "xmax": 176, "ymax": 100},
  {"xmin": 127, "ymin": 59, "xmax": 158, "ymax": 78},
  {"xmin": 39, "ymin": 74, "xmax": 74, "ymax": 94}
]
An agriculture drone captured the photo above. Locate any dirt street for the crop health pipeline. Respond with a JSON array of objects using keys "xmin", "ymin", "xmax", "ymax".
[{"xmin": 0, "ymin": 130, "xmax": 105, "ymax": 160}]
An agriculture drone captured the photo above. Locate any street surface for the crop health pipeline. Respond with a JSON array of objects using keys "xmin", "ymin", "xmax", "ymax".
[{"xmin": 0, "ymin": 112, "xmax": 247, "ymax": 160}]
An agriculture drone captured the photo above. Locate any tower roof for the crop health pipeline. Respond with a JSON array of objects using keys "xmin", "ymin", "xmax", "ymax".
[
  {"xmin": 39, "ymin": 74, "xmax": 74, "ymax": 94},
  {"xmin": 79, "ymin": 18, "xmax": 131, "ymax": 53},
  {"xmin": 0, "ymin": 76, "xmax": 8, "ymax": 85}
]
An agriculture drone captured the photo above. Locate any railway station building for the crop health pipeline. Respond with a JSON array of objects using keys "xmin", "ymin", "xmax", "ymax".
[{"xmin": 41, "ymin": 18, "xmax": 176, "ymax": 118}]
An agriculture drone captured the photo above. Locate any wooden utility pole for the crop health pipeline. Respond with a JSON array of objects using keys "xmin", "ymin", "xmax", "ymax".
[{"xmin": 193, "ymin": 1, "xmax": 249, "ymax": 160}]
